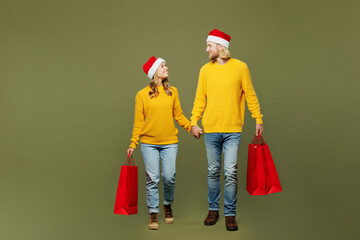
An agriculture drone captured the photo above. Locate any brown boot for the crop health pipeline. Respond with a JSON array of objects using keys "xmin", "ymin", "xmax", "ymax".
[
  {"xmin": 163, "ymin": 204, "xmax": 174, "ymax": 224},
  {"xmin": 148, "ymin": 213, "xmax": 159, "ymax": 230},
  {"xmin": 225, "ymin": 216, "xmax": 238, "ymax": 231},
  {"xmin": 204, "ymin": 210, "xmax": 219, "ymax": 226}
]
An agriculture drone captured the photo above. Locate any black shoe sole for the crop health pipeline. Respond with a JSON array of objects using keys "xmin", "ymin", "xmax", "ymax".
[
  {"xmin": 204, "ymin": 217, "xmax": 219, "ymax": 226},
  {"xmin": 204, "ymin": 221, "xmax": 216, "ymax": 226},
  {"xmin": 226, "ymin": 227, "xmax": 238, "ymax": 231}
]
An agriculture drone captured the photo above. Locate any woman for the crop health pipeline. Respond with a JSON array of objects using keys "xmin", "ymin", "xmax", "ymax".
[{"xmin": 127, "ymin": 56, "xmax": 191, "ymax": 230}]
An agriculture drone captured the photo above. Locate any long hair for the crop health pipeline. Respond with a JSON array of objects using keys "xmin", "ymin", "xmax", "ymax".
[
  {"xmin": 219, "ymin": 46, "xmax": 231, "ymax": 59},
  {"xmin": 211, "ymin": 45, "xmax": 231, "ymax": 63},
  {"xmin": 149, "ymin": 73, "xmax": 172, "ymax": 99}
]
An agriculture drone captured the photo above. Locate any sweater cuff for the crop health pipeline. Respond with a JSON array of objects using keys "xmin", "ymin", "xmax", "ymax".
[
  {"xmin": 184, "ymin": 124, "xmax": 191, "ymax": 132},
  {"xmin": 129, "ymin": 142, "xmax": 137, "ymax": 149},
  {"xmin": 190, "ymin": 120, "xmax": 198, "ymax": 126},
  {"xmin": 256, "ymin": 118, "xmax": 263, "ymax": 125}
]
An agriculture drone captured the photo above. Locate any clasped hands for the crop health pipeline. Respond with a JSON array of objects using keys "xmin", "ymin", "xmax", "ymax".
[{"xmin": 191, "ymin": 125, "xmax": 203, "ymax": 139}]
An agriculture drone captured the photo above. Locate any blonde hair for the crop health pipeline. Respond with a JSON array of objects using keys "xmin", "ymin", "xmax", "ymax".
[
  {"xmin": 219, "ymin": 46, "xmax": 231, "ymax": 59},
  {"xmin": 149, "ymin": 73, "xmax": 172, "ymax": 99}
]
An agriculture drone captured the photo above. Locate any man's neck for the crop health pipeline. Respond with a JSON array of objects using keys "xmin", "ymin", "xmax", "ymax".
[{"xmin": 216, "ymin": 57, "xmax": 230, "ymax": 65}]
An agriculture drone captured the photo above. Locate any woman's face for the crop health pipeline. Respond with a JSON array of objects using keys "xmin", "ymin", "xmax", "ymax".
[{"xmin": 155, "ymin": 63, "xmax": 169, "ymax": 79}]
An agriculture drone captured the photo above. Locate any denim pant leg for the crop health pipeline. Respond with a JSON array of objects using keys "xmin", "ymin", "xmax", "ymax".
[
  {"xmin": 159, "ymin": 143, "xmax": 178, "ymax": 205},
  {"xmin": 205, "ymin": 133, "xmax": 222, "ymax": 211},
  {"xmin": 141, "ymin": 143, "xmax": 160, "ymax": 214},
  {"xmin": 222, "ymin": 133, "xmax": 241, "ymax": 216}
]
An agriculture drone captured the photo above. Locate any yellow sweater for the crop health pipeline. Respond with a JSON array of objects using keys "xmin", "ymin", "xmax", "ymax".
[
  {"xmin": 130, "ymin": 86, "xmax": 191, "ymax": 149},
  {"xmin": 191, "ymin": 58, "xmax": 263, "ymax": 133}
]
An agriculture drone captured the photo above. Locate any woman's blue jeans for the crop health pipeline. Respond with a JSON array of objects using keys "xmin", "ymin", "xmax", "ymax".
[
  {"xmin": 205, "ymin": 132, "xmax": 242, "ymax": 217},
  {"xmin": 140, "ymin": 143, "xmax": 178, "ymax": 214}
]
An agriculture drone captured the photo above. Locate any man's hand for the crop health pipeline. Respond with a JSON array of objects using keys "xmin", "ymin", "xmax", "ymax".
[
  {"xmin": 256, "ymin": 124, "xmax": 263, "ymax": 136},
  {"xmin": 127, "ymin": 147, "xmax": 135, "ymax": 156},
  {"xmin": 191, "ymin": 125, "xmax": 203, "ymax": 139}
]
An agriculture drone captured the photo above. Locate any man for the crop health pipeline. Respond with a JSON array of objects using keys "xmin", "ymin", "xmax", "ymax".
[{"xmin": 190, "ymin": 28, "xmax": 264, "ymax": 231}]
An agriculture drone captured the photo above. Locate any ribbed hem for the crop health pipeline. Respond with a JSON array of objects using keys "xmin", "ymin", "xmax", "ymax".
[
  {"xmin": 256, "ymin": 118, "xmax": 263, "ymax": 125},
  {"xmin": 140, "ymin": 138, "xmax": 179, "ymax": 146},
  {"xmin": 129, "ymin": 142, "xmax": 137, "ymax": 149},
  {"xmin": 203, "ymin": 126, "xmax": 243, "ymax": 134},
  {"xmin": 190, "ymin": 120, "xmax": 198, "ymax": 126}
]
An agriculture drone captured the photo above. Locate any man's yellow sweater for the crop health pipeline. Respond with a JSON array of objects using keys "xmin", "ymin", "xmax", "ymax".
[
  {"xmin": 191, "ymin": 58, "xmax": 263, "ymax": 133},
  {"xmin": 130, "ymin": 86, "xmax": 191, "ymax": 149}
]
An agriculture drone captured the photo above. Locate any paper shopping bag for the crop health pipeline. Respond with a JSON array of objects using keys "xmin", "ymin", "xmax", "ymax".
[
  {"xmin": 261, "ymin": 136, "xmax": 282, "ymax": 194},
  {"xmin": 113, "ymin": 155, "xmax": 138, "ymax": 215},
  {"xmin": 247, "ymin": 135, "xmax": 282, "ymax": 195},
  {"xmin": 247, "ymin": 135, "xmax": 267, "ymax": 195}
]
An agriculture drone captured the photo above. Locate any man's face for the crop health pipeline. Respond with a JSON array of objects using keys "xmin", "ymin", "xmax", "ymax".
[{"xmin": 206, "ymin": 41, "xmax": 220, "ymax": 61}]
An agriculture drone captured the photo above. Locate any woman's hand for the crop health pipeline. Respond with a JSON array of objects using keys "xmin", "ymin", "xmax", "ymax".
[
  {"xmin": 256, "ymin": 124, "xmax": 263, "ymax": 136},
  {"xmin": 127, "ymin": 147, "xmax": 135, "ymax": 156},
  {"xmin": 191, "ymin": 125, "xmax": 203, "ymax": 139}
]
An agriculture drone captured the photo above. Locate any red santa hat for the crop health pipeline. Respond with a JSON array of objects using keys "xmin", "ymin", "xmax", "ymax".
[
  {"xmin": 206, "ymin": 29, "xmax": 231, "ymax": 48},
  {"xmin": 143, "ymin": 56, "xmax": 166, "ymax": 79}
]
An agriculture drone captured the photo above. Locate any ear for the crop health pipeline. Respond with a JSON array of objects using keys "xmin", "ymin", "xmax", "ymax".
[{"xmin": 218, "ymin": 44, "xmax": 224, "ymax": 51}]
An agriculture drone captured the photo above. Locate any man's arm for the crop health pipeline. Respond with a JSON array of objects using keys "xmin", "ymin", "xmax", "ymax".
[
  {"xmin": 190, "ymin": 67, "xmax": 206, "ymax": 138},
  {"xmin": 242, "ymin": 63, "xmax": 264, "ymax": 135}
]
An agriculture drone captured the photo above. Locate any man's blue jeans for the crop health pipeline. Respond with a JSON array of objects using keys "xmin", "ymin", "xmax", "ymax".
[
  {"xmin": 140, "ymin": 143, "xmax": 178, "ymax": 214},
  {"xmin": 205, "ymin": 132, "xmax": 242, "ymax": 216}
]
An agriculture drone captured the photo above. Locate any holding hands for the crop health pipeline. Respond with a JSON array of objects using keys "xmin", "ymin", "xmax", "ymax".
[{"xmin": 191, "ymin": 125, "xmax": 203, "ymax": 139}]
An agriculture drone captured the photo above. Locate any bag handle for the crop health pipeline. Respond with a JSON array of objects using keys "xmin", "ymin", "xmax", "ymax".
[
  {"xmin": 125, "ymin": 155, "xmax": 136, "ymax": 166},
  {"xmin": 251, "ymin": 134, "xmax": 266, "ymax": 144}
]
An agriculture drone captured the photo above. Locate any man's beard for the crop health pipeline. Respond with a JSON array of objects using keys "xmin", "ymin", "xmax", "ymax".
[{"xmin": 209, "ymin": 52, "xmax": 219, "ymax": 61}]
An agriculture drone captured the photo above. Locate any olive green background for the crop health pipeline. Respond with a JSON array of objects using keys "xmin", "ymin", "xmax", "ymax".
[{"xmin": 1, "ymin": 0, "xmax": 359, "ymax": 239}]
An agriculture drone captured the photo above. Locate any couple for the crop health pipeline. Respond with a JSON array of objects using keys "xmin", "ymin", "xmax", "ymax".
[{"xmin": 126, "ymin": 29, "xmax": 264, "ymax": 231}]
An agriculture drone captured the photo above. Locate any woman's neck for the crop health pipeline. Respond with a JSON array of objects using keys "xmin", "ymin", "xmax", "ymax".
[{"xmin": 155, "ymin": 79, "xmax": 164, "ymax": 87}]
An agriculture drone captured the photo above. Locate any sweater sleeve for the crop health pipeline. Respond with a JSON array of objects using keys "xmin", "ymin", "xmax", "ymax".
[
  {"xmin": 190, "ymin": 67, "xmax": 207, "ymax": 126},
  {"xmin": 172, "ymin": 87, "xmax": 191, "ymax": 132},
  {"xmin": 129, "ymin": 92, "xmax": 145, "ymax": 149},
  {"xmin": 242, "ymin": 64, "xmax": 264, "ymax": 124}
]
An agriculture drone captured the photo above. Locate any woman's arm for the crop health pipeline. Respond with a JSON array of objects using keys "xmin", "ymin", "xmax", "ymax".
[
  {"xmin": 129, "ymin": 92, "xmax": 145, "ymax": 149},
  {"xmin": 172, "ymin": 87, "xmax": 191, "ymax": 132}
]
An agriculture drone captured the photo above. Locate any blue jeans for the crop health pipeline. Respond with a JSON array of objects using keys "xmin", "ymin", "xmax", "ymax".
[
  {"xmin": 205, "ymin": 132, "xmax": 242, "ymax": 216},
  {"xmin": 140, "ymin": 143, "xmax": 178, "ymax": 214}
]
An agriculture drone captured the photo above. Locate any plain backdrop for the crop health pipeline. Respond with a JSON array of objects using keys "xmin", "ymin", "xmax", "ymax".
[{"xmin": 1, "ymin": 0, "xmax": 359, "ymax": 239}]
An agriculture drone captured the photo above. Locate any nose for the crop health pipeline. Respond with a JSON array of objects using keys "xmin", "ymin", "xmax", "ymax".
[{"xmin": 206, "ymin": 47, "xmax": 210, "ymax": 53}]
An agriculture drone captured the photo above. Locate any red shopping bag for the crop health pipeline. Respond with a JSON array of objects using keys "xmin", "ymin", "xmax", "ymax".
[
  {"xmin": 261, "ymin": 135, "xmax": 282, "ymax": 194},
  {"xmin": 113, "ymin": 155, "xmax": 138, "ymax": 215},
  {"xmin": 247, "ymin": 135, "xmax": 282, "ymax": 195},
  {"xmin": 247, "ymin": 135, "xmax": 267, "ymax": 195}
]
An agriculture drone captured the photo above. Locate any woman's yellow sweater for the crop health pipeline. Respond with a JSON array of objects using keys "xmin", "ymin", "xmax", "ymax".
[{"xmin": 129, "ymin": 86, "xmax": 191, "ymax": 149}]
